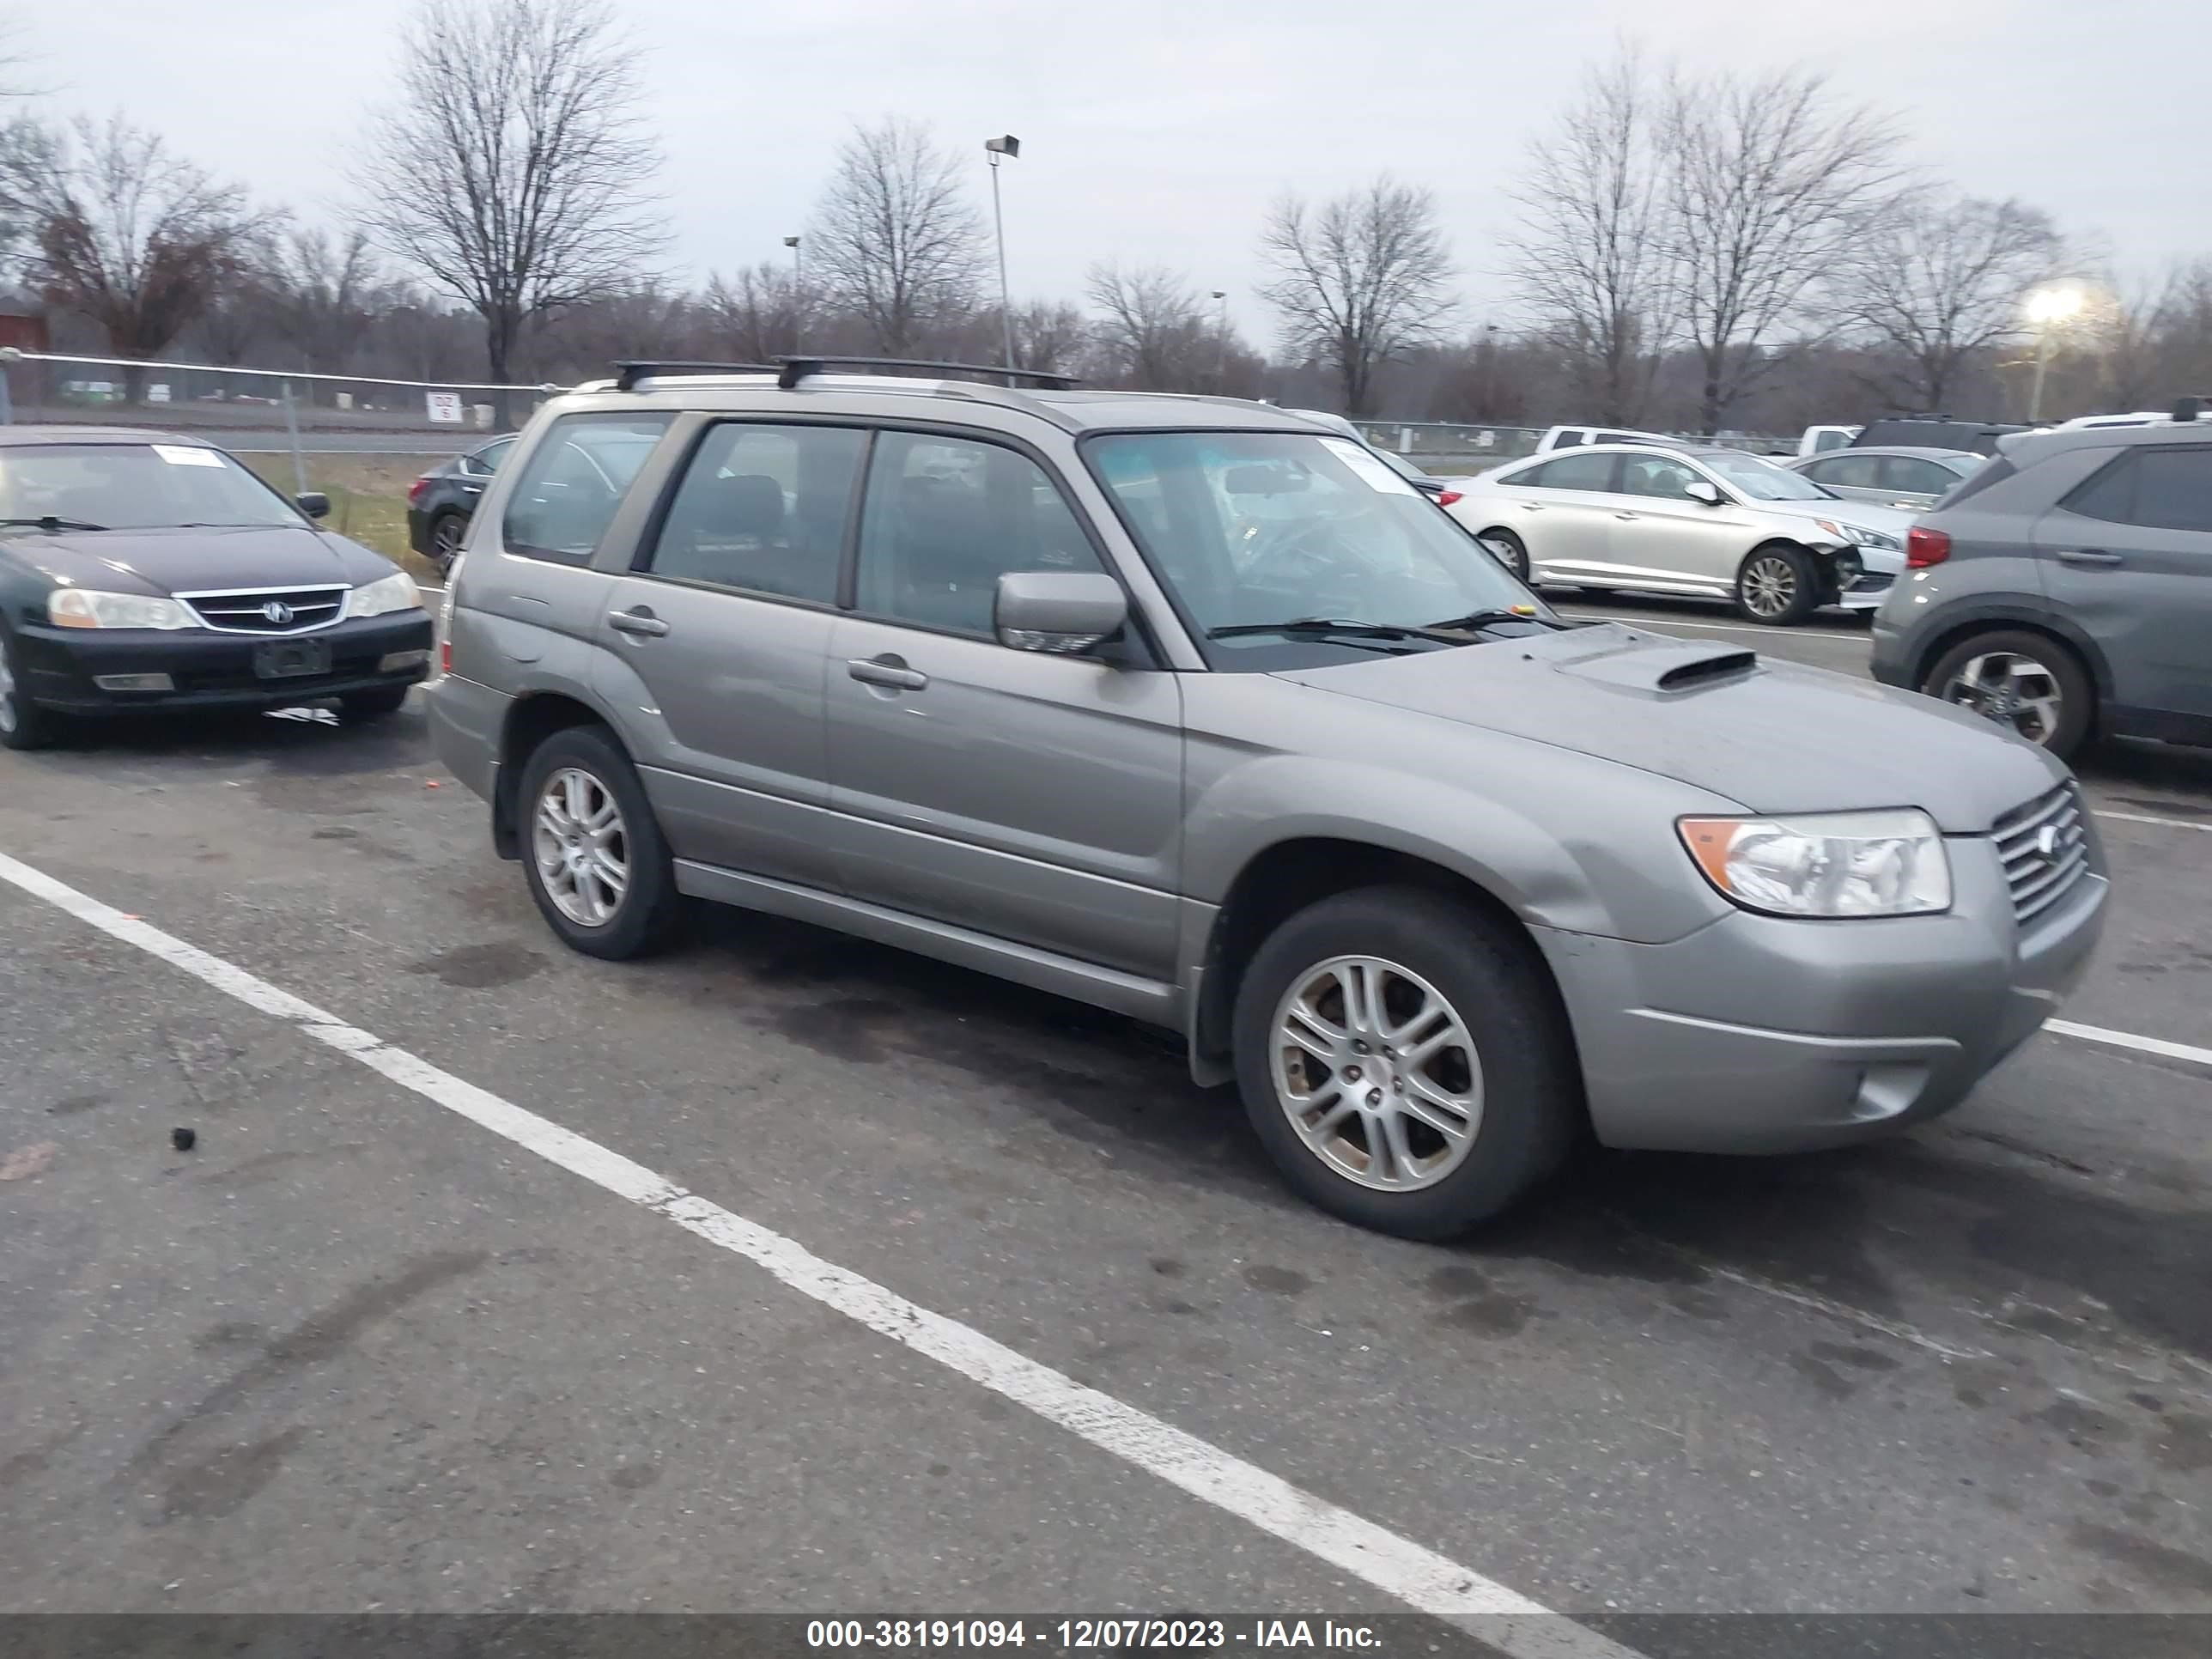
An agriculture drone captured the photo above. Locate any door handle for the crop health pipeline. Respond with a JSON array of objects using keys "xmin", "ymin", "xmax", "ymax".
[
  {"xmin": 2055, "ymin": 549, "xmax": 2123, "ymax": 567},
  {"xmin": 848, "ymin": 655, "xmax": 928, "ymax": 691},
  {"xmin": 1519, "ymin": 502, "xmax": 1544, "ymax": 512},
  {"xmin": 1613, "ymin": 511, "xmax": 1638, "ymax": 520},
  {"xmin": 461, "ymin": 483, "xmax": 483, "ymax": 495},
  {"xmin": 608, "ymin": 608, "xmax": 670, "ymax": 637}
]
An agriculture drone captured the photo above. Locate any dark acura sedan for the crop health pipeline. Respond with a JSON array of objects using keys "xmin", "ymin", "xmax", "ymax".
[{"xmin": 0, "ymin": 428, "xmax": 434, "ymax": 750}]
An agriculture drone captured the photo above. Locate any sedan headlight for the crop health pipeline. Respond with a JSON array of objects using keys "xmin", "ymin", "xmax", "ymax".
[
  {"xmin": 1814, "ymin": 519, "xmax": 1903, "ymax": 553},
  {"xmin": 48, "ymin": 589, "xmax": 198, "ymax": 630},
  {"xmin": 343, "ymin": 571, "xmax": 421, "ymax": 619},
  {"xmin": 1679, "ymin": 809, "xmax": 1951, "ymax": 918}
]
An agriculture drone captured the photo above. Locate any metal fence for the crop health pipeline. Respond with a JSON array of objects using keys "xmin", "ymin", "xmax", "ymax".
[
  {"xmin": 0, "ymin": 350, "xmax": 558, "ymax": 495},
  {"xmin": 1347, "ymin": 420, "xmax": 1791, "ymax": 472}
]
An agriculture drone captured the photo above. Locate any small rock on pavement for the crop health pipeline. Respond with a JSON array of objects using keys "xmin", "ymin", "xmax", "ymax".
[{"xmin": 171, "ymin": 1127, "xmax": 198, "ymax": 1152}]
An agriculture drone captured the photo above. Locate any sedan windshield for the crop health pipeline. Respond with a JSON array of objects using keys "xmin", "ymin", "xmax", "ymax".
[
  {"xmin": 0, "ymin": 443, "xmax": 304, "ymax": 530},
  {"xmin": 1085, "ymin": 431, "xmax": 1535, "ymax": 649},
  {"xmin": 1698, "ymin": 451, "xmax": 1834, "ymax": 501}
]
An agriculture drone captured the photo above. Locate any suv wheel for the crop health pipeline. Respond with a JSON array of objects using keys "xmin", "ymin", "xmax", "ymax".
[
  {"xmin": 518, "ymin": 726, "xmax": 685, "ymax": 959},
  {"xmin": 1232, "ymin": 887, "xmax": 1577, "ymax": 1240},
  {"xmin": 1922, "ymin": 629, "xmax": 2092, "ymax": 758},
  {"xmin": 1734, "ymin": 543, "xmax": 1819, "ymax": 624}
]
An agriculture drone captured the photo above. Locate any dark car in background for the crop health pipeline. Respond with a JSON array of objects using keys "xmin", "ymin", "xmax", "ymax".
[
  {"xmin": 1853, "ymin": 417, "xmax": 2027, "ymax": 456},
  {"xmin": 406, "ymin": 434, "xmax": 518, "ymax": 572},
  {"xmin": 1872, "ymin": 420, "xmax": 2212, "ymax": 758},
  {"xmin": 0, "ymin": 428, "xmax": 433, "ymax": 750}
]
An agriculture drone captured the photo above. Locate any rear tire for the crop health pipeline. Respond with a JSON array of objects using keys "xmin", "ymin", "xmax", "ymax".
[
  {"xmin": 1231, "ymin": 886, "xmax": 1578, "ymax": 1240},
  {"xmin": 428, "ymin": 512, "xmax": 468, "ymax": 574},
  {"xmin": 1481, "ymin": 527, "xmax": 1531, "ymax": 583},
  {"xmin": 1921, "ymin": 629, "xmax": 2094, "ymax": 758},
  {"xmin": 1734, "ymin": 542, "xmax": 1820, "ymax": 625},
  {"xmin": 0, "ymin": 629, "xmax": 62, "ymax": 751},
  {"xmin": 517, "ymin": 725, "xmax": 686, "ymax": 960},
  {"xmin": 339, "ymin": 684, "xmax": 412, "ymax": 721}
]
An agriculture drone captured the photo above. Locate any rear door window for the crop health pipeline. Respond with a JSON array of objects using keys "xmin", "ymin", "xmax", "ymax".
[
  {"xmin": 1521, "ymin": 452, "xmax": 1620, "ymax": 493},
  {"xmin": 1881, "ymin": 456, "xmax": 1957, "ymax": 495},
  {"xmin": 501, "ymin": 413, "xmax": 672, "ymax": 563},
  {"xmin": 1808, "ymin": 453, "xmax": 1883, "ymax": 490},
  {"xmin": 640, "ymin": 422, "xmax": 867, "ymax": 604}
]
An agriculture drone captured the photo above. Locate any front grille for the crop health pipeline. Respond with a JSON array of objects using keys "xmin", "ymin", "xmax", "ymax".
[
  {"xmin": 172, "ymin": 651, "xmax": 384, "ymax": 695},
  {"xmin": 177, "ymin": 586, "xmax": 347, "ymax": 635},
  {"xmin": 1994, "ymin": 782, "xmax": 2091, "ymax": 927}
]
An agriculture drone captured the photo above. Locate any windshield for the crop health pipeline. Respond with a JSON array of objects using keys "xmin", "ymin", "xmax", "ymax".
[
  {"xmin": 1698, "ymin": 451, "xmax": 1834, "ymax": 501},
  {"xmin": 0, "ymin": 442, "xmax": 304, "ymax": 530},
  {"xmin": 1085, "ymin": 430, "xmax": 1537, "ymax": 655}
]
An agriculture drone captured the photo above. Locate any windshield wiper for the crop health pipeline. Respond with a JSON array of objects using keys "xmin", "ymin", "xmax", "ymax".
[
  {"xmin": 0, "ymin": 515, "xmax": 106, "ymax": 532},
  {"xmin": 1206, "ymin": 617, "xmax": 1465, "ymax": 649},
  {"xmin": 1424, "ymin": 607, "xmax": 1572, "ymax": 632}
]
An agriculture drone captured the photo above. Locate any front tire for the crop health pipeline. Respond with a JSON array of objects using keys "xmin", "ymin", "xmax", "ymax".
[
  {"xmin": 339, "ymin": 684, "xmax": 412, "ymax": 721},
  {"xmin": 1734, "ymin": 543, "xmax": 1820, "ymax": 625},
  {"xmin": 1921, "ymin": 629, "xmax": 2093, "ymax": 758},
  {"xmin": 1231, "ymin": 886, "xmax": 1578, "ymax": 1240},
  {"xmin": 0, "ymin": 629, "xmax": 62, "ymax": 751},
  {"xmin": 517, "ymin": 725, "xmax": 686, "ymax": 960}
]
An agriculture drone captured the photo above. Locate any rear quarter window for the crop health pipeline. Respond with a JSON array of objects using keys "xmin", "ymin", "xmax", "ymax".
[{"xmin": 501, "ymin": 413, "xmax": 673, "ymax": 563}]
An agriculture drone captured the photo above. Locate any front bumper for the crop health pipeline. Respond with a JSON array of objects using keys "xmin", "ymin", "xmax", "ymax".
[
  {"xmin": 1535, "ymin": 834, "xmax": 2108, "ymax": 1153},
  {"xmin": 15, "ymin": 612, "xmax": 434, "ymax": 714}
]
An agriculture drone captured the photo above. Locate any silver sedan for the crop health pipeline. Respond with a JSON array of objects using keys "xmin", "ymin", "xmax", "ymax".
[
  {"xmin": 1784, "ymin": 445, "xmax": 1984, "ymax": 510},
  {"xmin": 1447, "ymin": 444, "xmax": 1910, "ymax": 624}
]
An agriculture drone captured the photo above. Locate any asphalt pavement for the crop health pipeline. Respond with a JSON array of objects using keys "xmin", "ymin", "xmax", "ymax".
[{"xmin": 2, "ymin": 592, "xmax": 2208, "ymax": 1648}]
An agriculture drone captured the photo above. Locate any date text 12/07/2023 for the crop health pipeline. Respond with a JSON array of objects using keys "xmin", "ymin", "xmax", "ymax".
[{"xmin": 805, "ymin": 1620, "xmax": 1385, "ymax": 1650}]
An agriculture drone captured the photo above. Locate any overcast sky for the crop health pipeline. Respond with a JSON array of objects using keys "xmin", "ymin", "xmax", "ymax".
[{"xmin": 41, "ymin": 0, "xmax": 2212, "ymax": 335}]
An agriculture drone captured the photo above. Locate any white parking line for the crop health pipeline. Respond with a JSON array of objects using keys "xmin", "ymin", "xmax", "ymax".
[
  {"xmin": 1558, "ymin": 611, "xmax": 1866, "ymax": 642},
  {"xmin": 0, "ymin": 846, "xmax": 1634, "ymax": 1659},
  {"xmin": 2093, "ymin": 808, "xmax": 2212, "ymax": 835},
  {"xmin": 2046, "ymin": 1018, "xmax": 2212, "ymax": 1070}
]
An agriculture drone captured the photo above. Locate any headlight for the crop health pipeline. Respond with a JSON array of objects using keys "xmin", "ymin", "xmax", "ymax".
[
  {"xmin": 1679, "ymin": 809, "xmax": 1951, "ymax": 918},
  {"xmin": 1814, "ymin": 519, "xmax": 1902, "ymax": 552},
  {"xmin": 343, "ymin": 572, "xmax": 421, "ymax": 619},
  {"xmin": 47, "ymin": 589, "xmax": 197, "ymax": 630}
]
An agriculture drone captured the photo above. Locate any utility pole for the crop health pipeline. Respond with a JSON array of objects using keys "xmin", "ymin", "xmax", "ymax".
[{"xmin": 784, "ymin": 235, "xmax": 803, "ymax": 354}]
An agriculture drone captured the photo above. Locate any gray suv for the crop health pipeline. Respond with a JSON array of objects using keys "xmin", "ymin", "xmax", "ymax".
[
  {"xmin": 428, "ymin": 360, "xmax": 2107, "ymax": 1239},
  {"xmin": 1870, "ymin": 421, "xmax": 2212, "ymax": 758}
]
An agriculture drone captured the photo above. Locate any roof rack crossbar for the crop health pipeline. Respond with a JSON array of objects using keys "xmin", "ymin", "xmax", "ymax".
[
  {"xmin": 775, "ymin": 356, "xmax": 1079, "ymax": 391},
  {"xmin": 611, "ymin": 360, "xmax": 780, "ymax": 392}
]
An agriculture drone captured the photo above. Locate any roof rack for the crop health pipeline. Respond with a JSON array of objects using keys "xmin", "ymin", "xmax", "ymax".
[
  {"xmin": 612, "ymin": 360, "xmax": 779, "ymax": 392},
  {"xmin": 774, "ymin": 356, "xmax": 1080, "ymax": 391}
]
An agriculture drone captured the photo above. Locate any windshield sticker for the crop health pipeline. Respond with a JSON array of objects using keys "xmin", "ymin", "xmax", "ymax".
[
  {"xmin": 1321, "ymin": 437, "xmax": 1418, "ymax": 496},
  {"xmin": 153, "ymin": 445, "xmax": 225, "ymax": 467}
]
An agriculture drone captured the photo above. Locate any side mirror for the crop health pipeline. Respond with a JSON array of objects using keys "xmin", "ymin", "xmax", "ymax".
[
  {"xmin": 1683, "ymin": 480, "xmax": 1723, "ymax": 506},
  {"xmin": 995, "ymin": 570, "xmax": 1127, "ymax": 655},
  {"xmin": 296, "ymin": 491, "xmax": 331, "ymax": 520}
]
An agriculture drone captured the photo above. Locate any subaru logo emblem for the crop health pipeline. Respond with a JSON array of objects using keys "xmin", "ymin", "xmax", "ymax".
[
  {"xmin": 2033, "ymin": 824, "xmax": 2060, "ymax": 860},
  {"xmin": 260, "ymin": 600, "xmax": 295, "ymax": 625}
]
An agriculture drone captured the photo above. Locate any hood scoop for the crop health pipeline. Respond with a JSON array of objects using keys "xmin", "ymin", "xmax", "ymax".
[{"xmin": 1557, "ymin": 640, "xmax": 1760, "ymax": 696}]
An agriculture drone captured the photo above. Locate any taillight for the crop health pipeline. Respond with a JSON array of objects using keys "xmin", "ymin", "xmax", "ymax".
[
  {"xmin": 440, "ymin": 635, "xmax": 452, "ymax": 675},
  {"xmin": 407, "ymin": 476, "xmax": 432, "ymax": 506},
  {"xmin": 1436, "ymin": 489, "xmax": 1462, "ymax": 507},
  {"xmin": 1905, "ymin": 526, "xmax": 1951, "ymax": 568}
]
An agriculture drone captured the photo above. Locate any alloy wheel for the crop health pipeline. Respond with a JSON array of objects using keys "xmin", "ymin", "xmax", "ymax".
[
  {"xmin": 532, "ymin": 766, "xmax": 630, "ymax": 927},
  {"xmin": 433, "ymin": 515, "xmax": 466, "ymax": 566},
  {"xmin": 1268, "ymin": 955, "xmax": 1485, "ymax": 1193},
  {"xmin": 1739, "ymin": 554, "xmax": 1798, "ymax": 620},
  {"xmin": 1942, "ymin": 650, "xmax": 2063, "ymax": 746}
]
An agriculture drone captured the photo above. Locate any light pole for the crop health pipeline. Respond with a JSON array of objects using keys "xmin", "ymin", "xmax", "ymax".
[
  {"xmin": 2024, "ymin": 283, "xmax": 2084, "ymax": 422},
  {"xmin": 783, "ymin": 235, "xmax": 803, "ymax": 354},
  {"xmin": 1211, "ymin": 290, "xmax": 1228, "ymax": 390},
  {"xmin": 985, "ymin": 135, "xmax": 1020, "ymax": 380}
]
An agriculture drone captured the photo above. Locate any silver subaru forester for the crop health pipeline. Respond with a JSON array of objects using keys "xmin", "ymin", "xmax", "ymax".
[{"xmin": 428, "ymin": 360, "xmax": 2107, "ymax": 1239}]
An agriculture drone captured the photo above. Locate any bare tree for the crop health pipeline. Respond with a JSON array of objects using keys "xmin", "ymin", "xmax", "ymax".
[
  {"xmin": 1256, "ymin": 177, "xmax": 1456, "ymax": 417},
  {"xmin": 703, "ymin": 261, "xmax": 811, "ymax": 363},
  {"xmin": 1506, "ymin": 49, "xmax": 1670, "ymax": 424},
  {"xmin": 0, "ymin": 112, "xmax": 266, "ymax": 385},
  {"xmin": 1657, "ymin": 64, "xmax": 1911, "ymax": 433},
  {"xmin": 1085, "ymin": 263, "xmax": 1217, "ymax": 390},
  {"xmin": 1838, "ymin": 194, "xmax": 2063, "ymax": 411},
  {"xmin": 809, "ymin": 118, "xmax": 987, "ymax": 356},
  {"xmin": 1007, "ymin": 300, "xmax": 1091, "ymax": 378},
  {"xmin": 356, "ymin": 0, "xmax": 665, "ymax": 421},
  {"xmin": 267, "ymin": 227, "xmax": 390, "ymax": 374}
]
